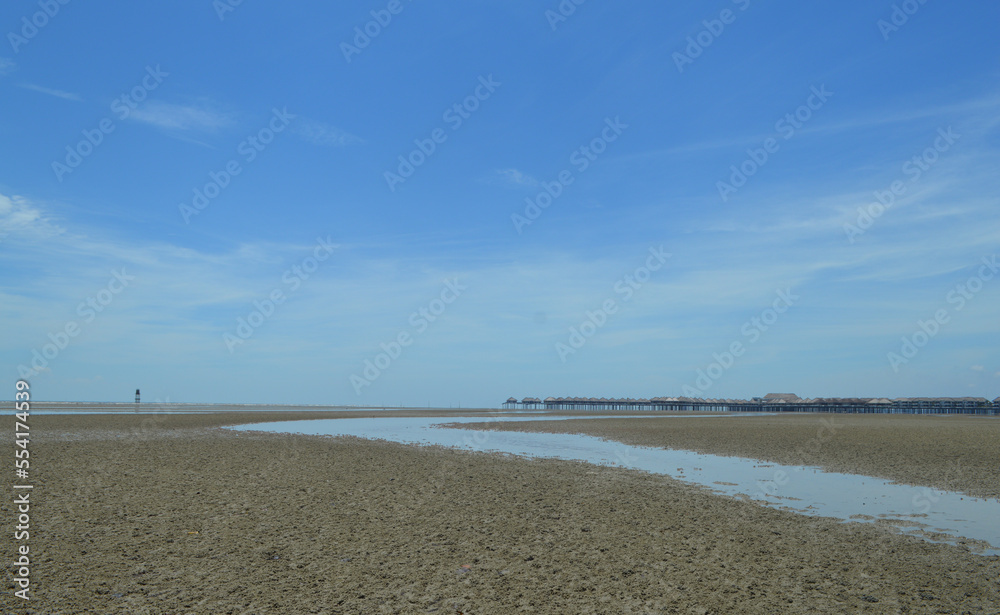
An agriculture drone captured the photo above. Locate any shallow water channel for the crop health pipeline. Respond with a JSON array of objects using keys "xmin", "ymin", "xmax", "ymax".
[{"xmin": 228, "ymin": 414, "xmax": 1000, "ymax": 555}]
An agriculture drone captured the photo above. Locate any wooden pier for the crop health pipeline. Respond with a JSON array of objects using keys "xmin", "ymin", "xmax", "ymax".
[{"xmin": 502, "ymin": 394, "xmax": 1000, "ymax": 415}]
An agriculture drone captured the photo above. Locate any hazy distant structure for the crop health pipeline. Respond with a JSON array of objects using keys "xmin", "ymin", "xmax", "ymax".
[
  {"xmin": 759, "ymin": 393, "xmax": 801, "ymax": 403},
  {"xmin": 504, "ymin": 393, "xmax": 999, "ymax": 415},
  {"xmin": 135, "ymin": 389, "xmax": 140, "ymax": 404}
]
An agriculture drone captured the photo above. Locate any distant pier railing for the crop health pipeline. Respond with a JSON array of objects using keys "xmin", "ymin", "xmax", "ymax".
[{"xmin": 502, "ymin": 396, "xmax": 1000, "ymax": 415}]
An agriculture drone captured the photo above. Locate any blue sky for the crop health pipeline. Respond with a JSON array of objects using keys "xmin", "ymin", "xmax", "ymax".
[{"xmin": 2, "ymin": 0, "xmax": 998, "ymax": 406}]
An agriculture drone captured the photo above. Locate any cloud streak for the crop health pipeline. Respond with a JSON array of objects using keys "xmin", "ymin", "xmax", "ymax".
[
  {"xmin": 127, "ymin": 100, "xmax": 235, "ymax": 132},
  {"xmin": 292, "ymin": 118, "xmax": 362, "ymax": 147},
  {"xmin": 17, "ymin": 83, "xmax": 83, "ymax": 101},
  {"xmin": 493, "ymin": 168, "xmax": 540, "ymax": 188}
]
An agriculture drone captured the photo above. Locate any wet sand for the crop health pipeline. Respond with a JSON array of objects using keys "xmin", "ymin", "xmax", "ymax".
[
  {"xmin": 456, "ymin": 413, "xmax": 1000, "ymax": 500},
  {"xmin": 2, "ymin": 412, "xmax": 998, "ymax": 614}
]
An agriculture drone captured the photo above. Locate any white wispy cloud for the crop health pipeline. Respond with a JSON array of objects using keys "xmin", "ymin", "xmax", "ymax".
[
  {"xmin": 493, "ymin": 168, "xmax": 540, "ymax": 188},
  {"xmin": 0, "ymin": 193, "xmax": 61, "ymax": 237},
  {"xmin": 626, "ymin": 92, "xmax": 1000, "ymax": 165},
  {"xmin": 3, "ymin": 184, "xmax": 997, "ymax": 402},
  {"xmin": 292, "ymin": 118, "xmax": 362, "ymax": 147},
  {"xmin": 127, "ymin": 100, "xmax": 235, "ymax": 132},
  {"xmin": 804, "ymin": 92, "xmax": 1000, "ymax": 138},
  {"xmin": 17, "ymin": 83, "xmax": 83, "ymax": 101}
]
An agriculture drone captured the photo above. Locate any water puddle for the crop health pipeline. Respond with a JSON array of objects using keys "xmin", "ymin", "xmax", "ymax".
[{"xmin": 228, "ymin": 415, "xmax": 1000, "ymax": 555}]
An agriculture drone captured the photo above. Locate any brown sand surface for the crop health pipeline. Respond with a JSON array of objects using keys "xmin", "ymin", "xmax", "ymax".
[
  {"xmin": 455, "ymin": 413, "xmax": 1000, "ymax": 500},
  {"xmin": 2, "ymin": 412, "xmax": 998, "ymax": 614}
]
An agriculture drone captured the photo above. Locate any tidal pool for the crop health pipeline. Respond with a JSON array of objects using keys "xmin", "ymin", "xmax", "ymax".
[{"xmin": 228, "ymin": 415, "xmax": 1000, "ymax": 555}]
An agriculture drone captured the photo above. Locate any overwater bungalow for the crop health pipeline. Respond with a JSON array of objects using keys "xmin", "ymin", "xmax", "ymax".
[{"xmin": 502, "ymin": 394, "xmax": 999, "ymax": 415}]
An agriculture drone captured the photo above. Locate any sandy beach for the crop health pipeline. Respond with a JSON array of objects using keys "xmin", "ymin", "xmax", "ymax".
[
  {"xmin": 2, "ymin": 411, "xmax": 998, "ymax": 614},
  {"xmin": 455, "ymin": 413, "xmax": 1000, "ymax": 500}
]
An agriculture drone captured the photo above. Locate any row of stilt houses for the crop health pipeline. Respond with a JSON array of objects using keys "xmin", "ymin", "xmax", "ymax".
[{"xmin": 503, "ymin": 393, "xmax": 1000, "ymax": 415}]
